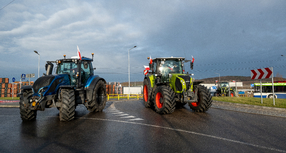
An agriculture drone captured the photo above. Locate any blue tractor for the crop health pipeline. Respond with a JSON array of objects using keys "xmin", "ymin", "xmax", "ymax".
[{"xmin": 19, "ymin": 53, "xmax": 107, "ymax": 121}]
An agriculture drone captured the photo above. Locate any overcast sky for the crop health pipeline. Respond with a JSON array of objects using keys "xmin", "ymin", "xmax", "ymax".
[{"xmin": 0, "ymin": 0, "xmax": 286, "ymax": 83}]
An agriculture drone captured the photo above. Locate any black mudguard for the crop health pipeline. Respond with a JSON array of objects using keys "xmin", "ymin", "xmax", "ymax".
[{"xmin": 85, "ymin": 76, "xmax": 106, "ymax": 102}]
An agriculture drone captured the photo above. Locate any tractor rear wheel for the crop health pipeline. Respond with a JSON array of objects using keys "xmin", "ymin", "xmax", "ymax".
[
  {"xmin": 86, "ymin": 80, "xmax": 107, "ymax": 112},
  {"xmin": 230, "ymin": 92, "xmax": 235, "ymax": 97},
  {"xmin": 20, "ymin": 90, "xmax": 37, "ymax": 121},
  {"xmin": 143, "ymin": 78, "xmax": 153, "ymax": 108},
  {"xmin": 59, "ymin": 89, "xmax": 75, "ymax": 121},
  {"xmin": 154, "ymin": 86, "xmax": 175, "ymax": 114},
  {"xmin": 189, "ymin": 85, "xmax": 212, "ymax": 112}
]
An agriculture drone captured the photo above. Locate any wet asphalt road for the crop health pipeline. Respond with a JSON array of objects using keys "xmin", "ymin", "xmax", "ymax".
[{"xmin": 1, "ymin": 100, "xmax": 286, "ymax": 153}]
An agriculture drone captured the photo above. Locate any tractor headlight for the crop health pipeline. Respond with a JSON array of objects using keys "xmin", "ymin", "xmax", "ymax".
[
  {"xmin": 181, "ymin": 79, "xmax": 185, "ymax": 86},
  {"xmin": 169, "ymin": 74, "xmax": 172, "ymax": 78}
]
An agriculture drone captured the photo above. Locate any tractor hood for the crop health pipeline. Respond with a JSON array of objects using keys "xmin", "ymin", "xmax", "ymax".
[
  {"xmin": 32, "ymin": 74, "xmax": 71, "ymax": 96},
  {"xmin": 169, "ymin": 74, "xmax": 192, "ymax": 93}
]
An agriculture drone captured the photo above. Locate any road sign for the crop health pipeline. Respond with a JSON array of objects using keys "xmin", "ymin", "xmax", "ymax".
[
  {"xmin": 251, "ymin": 67, "xmax": 272, "ymax": 80},
  {"xmin": 251, "ymin": 67, "xmax": 275, "ymax": 106},
  {"xmin": 26, "ymin": 73, "xmax": 35, "ymax": 78},
  {"xmin": 21, "ymin": 74, "xmax": 26, "ymax": 80},
  {"xmin": 12, "ymin": 77, "xmax": 15, "ymax": 82}
]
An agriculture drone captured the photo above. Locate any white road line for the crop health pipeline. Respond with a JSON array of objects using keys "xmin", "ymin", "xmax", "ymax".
[
  {"xmin": 112, "ymin": 112, "xmax": 124, "ymax": 114},
  {"xmin": 129, "ymin": 118, "xmax": 144, "ymax": 121},
  {"xmin": 83, "ymin": 117, "xmax": 286, "ymax": 153},
  {"xmin": 116, "ymin": 114, "xmax": 129, "ymax": 116},
  {"xmin": 121, "ymin": 116, "xmax": 135, "ymax": 118}
]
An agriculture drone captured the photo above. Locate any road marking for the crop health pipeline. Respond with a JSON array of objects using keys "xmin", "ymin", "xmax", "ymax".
[
  {"xmin": 107, "ymin": 102, "xmax": 144, "ymax": 121},
  {"xmin": 121, "ymin": 116, "xmax": 135, "ymax": 118},
  {"xmin": 116, "ymin": 114, "xmax": 129, "ymax": 116},
  {"xmin": 83, "ymin": 117, "xmax": 286, "ymax": 153},
  {"xmin": 129, "ymin": 118, "xmax": 144, "ymax": 121}
]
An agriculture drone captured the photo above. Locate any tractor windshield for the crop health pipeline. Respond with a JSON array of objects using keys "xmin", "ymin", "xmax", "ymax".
[
  {"xmin": 158, "ymin": 59, "xmax": 182, "ymax": 75},
  {"xmin": 57, "ymin": 62, "xmax": 78, "ymax": 85},
  {"xmin": 57, "ymin": 62, "xmax": 77, "ymax": 75},
  {"xmin": 56, "ymin": 61, "xmax": 93, "ymax": 85},
  {"xmin": 220, "ymin": 82, "xmax": 229, "ymax": 88}
]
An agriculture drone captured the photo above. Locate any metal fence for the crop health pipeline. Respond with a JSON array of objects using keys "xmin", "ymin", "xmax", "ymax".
[{"xmin": 107, "ymin": 94, "xmax": 143, "ymax": 100}]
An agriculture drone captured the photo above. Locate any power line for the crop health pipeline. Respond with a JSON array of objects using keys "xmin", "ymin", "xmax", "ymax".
[{"xmin": 0, "ymin": 0, "xmax": 15, "ymax": 11}]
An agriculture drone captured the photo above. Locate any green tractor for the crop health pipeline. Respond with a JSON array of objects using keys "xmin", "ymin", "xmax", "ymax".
[
  {"xmin": 215, "ymin": 82, "xmax": 236, "ymax": 97},
  {"xmin": 143, "ymin": 57, "xmax": 212, "ymax": 114}
]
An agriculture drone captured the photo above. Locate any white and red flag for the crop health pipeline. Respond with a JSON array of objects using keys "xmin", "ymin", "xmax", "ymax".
[
  {"xmin": 143, "ymin": 65, "xmax": 150, "ymax": 75},
  {"xmin": 192, "ymin": 56, "xmax": 195, "ymax": 63},
  {"xmin": 77, "ymin": 45, "xmax": 82, "ymax": 60},
  {"xmin": 149, "ymin": 56, "xmax": 153, "ymax": 64}
]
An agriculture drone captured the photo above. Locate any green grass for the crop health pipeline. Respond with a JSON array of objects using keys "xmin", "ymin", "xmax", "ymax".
[
  {"xmin": 212, "ymin": 97, "xmax": 286, "ymax": 109},
  {"xmin": 0, "ymin": 97, "xmax": 20, "ymax": 100}
]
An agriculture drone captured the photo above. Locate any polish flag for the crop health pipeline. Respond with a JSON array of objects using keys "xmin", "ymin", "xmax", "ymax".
[
  {"xmin": 192, "ymin": 56, "xmax": 194, "ymax": 63},
  {"xmin": 77, "ymin": 46, "xmax": 82, "ymax": 60},
  {"xmin": 144, "ymin": 65, "xmax": 150, "ymax": 71},
  {"xmin": 144, "ymin": 65, "xmax": 150, "ymax": 75},
  {"xmin": 150, "ymin": 56, "xmax": 153, "ymax": 64}
]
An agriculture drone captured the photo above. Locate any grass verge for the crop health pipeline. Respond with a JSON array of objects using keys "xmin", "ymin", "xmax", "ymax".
[
  {"xmin": 212, "ymin": 97, "xmax": 286, "ymax": 109},
  {"xmin": 0, "ymin": 97, "xmax": 20, "ymax": 100}
]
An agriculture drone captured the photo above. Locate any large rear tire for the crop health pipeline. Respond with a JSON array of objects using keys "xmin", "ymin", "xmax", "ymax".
[
  {"xmin": 143, "ymin": 78, "xmax": 153, "ymax": 108},
  {"xmin": 86, "ymin": 80, "xmax": 107, "ymax": 112},
  {"xmin": 20, "ymin": 90, "xmax": 37, "ymax": 121},
  {"xmin": 189, "ymin": 85, "xmax": 212, "ymax": 112},
  {"xmin": 59, "ymin": 89, "xmax": 75, "ymax": 121},
  {"xmin": 154, "ymin": 86, "xmax": 175, "ymax": 114}
]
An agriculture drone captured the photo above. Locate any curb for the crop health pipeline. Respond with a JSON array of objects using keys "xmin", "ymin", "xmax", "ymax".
[
  {"xmin": 212, "ymin": 101, "xmax": 286, "ymax": 111},
  {"xmin": 212, "ymin": 101, "xmax": 286, "ymax": 118}
]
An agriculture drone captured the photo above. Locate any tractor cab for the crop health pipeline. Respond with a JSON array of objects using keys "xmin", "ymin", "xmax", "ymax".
[
  {"xmin": 219, "ymin": 82, "xmax": 229, "ymax": 88},
  {"xmin": 56, "ymin": 57, "xmax": 94, "ymax": 86},
  {"xmin": 150, "ymin": 57, "xmax": 185, "ymax": 82}
]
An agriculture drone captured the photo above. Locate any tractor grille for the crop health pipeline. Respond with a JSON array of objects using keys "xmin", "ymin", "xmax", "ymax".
[
  {"xmin": 179, "ymin": 75, "xmax": 190, "ymax": 90},
  {"xmin": 175, "ymin": 75, "xmax": 191, "ymax": 92},
  {"xmin": 33, "ymin": 76, "xmax": 55, "ymax": 93},
  {"xmin": 175, "ymin": 78, "xmax": 182, "ymax": 91}
]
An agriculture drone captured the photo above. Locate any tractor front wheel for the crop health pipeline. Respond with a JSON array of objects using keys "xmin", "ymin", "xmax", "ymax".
[
  {"xmin": 143, "ymin": 78, "xmax": 153, "ymax": 108},
  {"xmin": 189, "ymin": 85, "xmax": 212, "ymax": 112},
  {"xmin": 154, "ymin": 86, "xmax": 175, "ymax": 114},
  {"xmin": 86, "ymin": 80, "xmax": 107, "ymax": 112},
  {"xmin": 59, "ymin": 89, "xmax": 75, "ymax": 121},
  {"xmin": 20, "ymin": 90, "xmax": 37, "ymax": 121}
]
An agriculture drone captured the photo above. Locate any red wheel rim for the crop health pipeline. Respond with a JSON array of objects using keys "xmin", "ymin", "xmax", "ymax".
[
  {"xmin": 231, "ymin": 93, "xmax": 234, "ymax": 97},
  {"xmin": 143, "ymin": 85, "xmax": 148, "ymax": 102},
  {"xmin": 191, "ymin": 102, "xmax": 198, "ymax": 107},
  {"xmin": 191, "ymin": 91, "xmax": 199, "ymax": 107},
  {"xmin": 155, "ymin": 92, "xmax": 163, "ymax": 108}
]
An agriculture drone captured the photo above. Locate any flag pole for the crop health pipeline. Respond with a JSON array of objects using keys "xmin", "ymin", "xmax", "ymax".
[{"xmin": 271, "ymin": 67, "xmax": 275, "ymax": 105}]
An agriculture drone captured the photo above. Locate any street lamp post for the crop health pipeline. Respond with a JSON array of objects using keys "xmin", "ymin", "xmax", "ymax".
[
  {"xmin": 215, "ymin": 73, "xmax": 220, "ymax": 83},
  {"xmin": 128, "ymin": 46, "xmax": 137, "ymax": 97},
  {"xmin": 34, "ymin": 50, "xmax": 40, "ymax": 78}
]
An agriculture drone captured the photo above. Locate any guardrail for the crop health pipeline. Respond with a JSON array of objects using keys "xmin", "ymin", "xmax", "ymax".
[{"xmin": 107, "ymin": 94, "xmax": 143, "ymax": 100}]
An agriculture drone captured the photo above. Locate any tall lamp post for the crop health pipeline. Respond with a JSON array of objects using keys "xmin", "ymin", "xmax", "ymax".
[
  {"xmin": 128, "ymin": 46, "xmax": 137, "ymax": 96},
  {"xmin": 34, "ymin": 50, "xmax": 40, "ymax": 78}
]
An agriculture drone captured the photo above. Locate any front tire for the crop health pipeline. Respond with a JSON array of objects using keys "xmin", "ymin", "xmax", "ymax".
[
  {"xmin": 154, "ymin": 86, "xmax": 175, "ymax": 114},
  {"xmin": 143, "ymin": 78, "xmax": 153, "ymax": 108},
  {"xmin": 86, "ymin": 80, "xmax": 107, "ymax": 112},
  {"xmin": 20, "ymin": 90, "xmax": 37, "ymax": 121},
  {"xmin": 189, "ymin": 85, "xmax": 212, "ymax": 112},
  {"xmin": 59, "ymin": 89, "xmax": 75, "ymax": 121}
]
